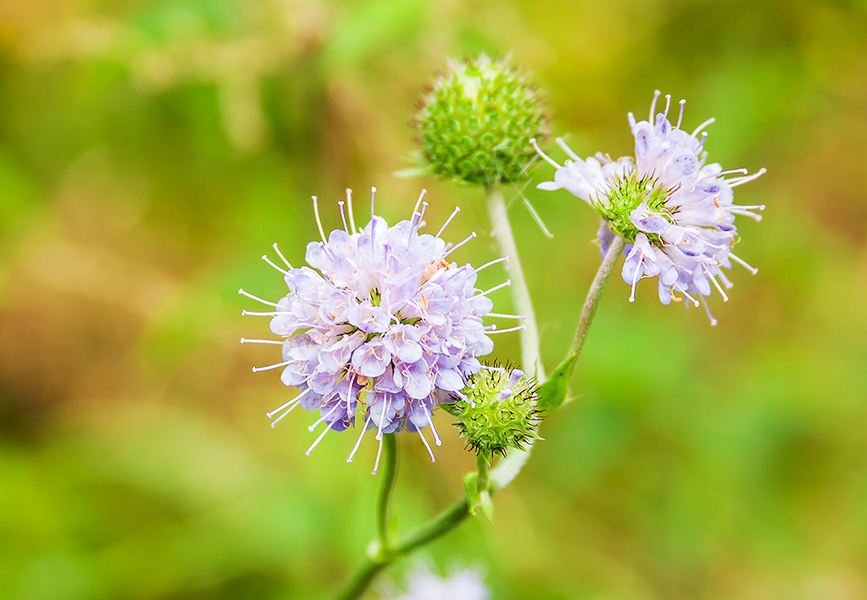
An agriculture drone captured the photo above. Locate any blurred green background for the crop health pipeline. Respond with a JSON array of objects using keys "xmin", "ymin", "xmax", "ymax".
[{"xmin": 1, "ymin": 0, "xmax": 866, "ymax": 598}]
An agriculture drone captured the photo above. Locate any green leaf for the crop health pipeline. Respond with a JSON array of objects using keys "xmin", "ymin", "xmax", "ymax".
[{"xmin": 536, "ymin": 353, "xmax": 578, "ymax": 415}]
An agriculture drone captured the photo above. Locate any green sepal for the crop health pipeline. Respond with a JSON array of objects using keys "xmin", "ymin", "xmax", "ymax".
[
  {"xmin": 536, "ymin": 352, "xmax": 578, "ymax": 415},
  {"xmin": 393, "ymin": 166, "xmax": 435, "ymax": 178}
]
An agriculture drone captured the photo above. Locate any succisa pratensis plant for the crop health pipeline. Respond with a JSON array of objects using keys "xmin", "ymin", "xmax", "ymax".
[{"xmin": 239, "ymin": 54, "xmax": 765, "ymax": 599}]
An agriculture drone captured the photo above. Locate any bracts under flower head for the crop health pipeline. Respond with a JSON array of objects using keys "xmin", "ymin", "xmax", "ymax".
[
  {"xmin": 533, "ymin": 91, "xmax": 766, "ymax": 324},
  {"xmin": 240, "ymin": 188, "xmax": 523, "ymax": 472}
]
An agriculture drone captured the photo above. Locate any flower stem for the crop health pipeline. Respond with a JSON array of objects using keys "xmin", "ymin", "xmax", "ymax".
[
  {"xmin": 567, "ymin": 235, "xmax": 626, "ymax": 375},
  {"xmin": 376, "ymin": 433, "xmax": 399, "ymax": 548},
  {"xmin": 485, "ymin": 186, "xmax": 545, "ymax": 382}
]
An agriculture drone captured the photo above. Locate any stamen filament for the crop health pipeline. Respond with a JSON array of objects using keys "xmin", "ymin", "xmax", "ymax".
[
  {"xmin": 338, "ymin": 200, "xmax": 350, "ymax": 233},
  {"xmin": 691, "ymin": 117, "xmax": 715, "ymax": 137},
  {"xmin": 531, "ymin": 138, "xmax": 561, "ymax": 168},
  {"xmin": 308, "ymin": 403, "xmax": 340, "ymax": 432},
  {"xmin": 676, "ymin": 99, "xmax": 686, "ymax": 129},
  {"xmin": 417, "ymin": 428, "xmax": 436, "ymax": 462},
  {"xmin": 262, "ymin": 254, "xmax": 288, "ymax": 274},
  {"xmin": 312, "ymin": 196, "xmax": 327, "ymax": 243},
  {"xmin": 729, "ymin": 253, "xmax": 758, "ymax": 274},
  {"xmin": 305, "ymin": 421, "xmax": 335, "ymax": 455},
  {"xmin": 486, "ymin": 324, "xmax": 527, "ymax": 335},
  {"xmin": 410, "ymin": 189, "xmax": 427, "ymax": 225},
  {"xmin": 422, "ymin": 405, "xmax": 441, "ymax": 446},
  {"xmin": 252, "ymin": 360, "xmax": 289, "ymax": 373},
  {"xmin": 272, "ymin": 243, "xmax": 292, "ymax": 269},
  {"xmin": 487, "ymin": 312, "xmax": 526, "ymax": 319},
  {"xmin": 435, "ymin": 206, "xmax": 461, "ymax": 238},
  {"xmin": 474, "ymin": 256, "xmax": 508, "ymax": 273},
  {"xmin": 267, "ymin": 389, "xmax": 311, "ymax": 419},
  {"xmin": 443, "ymin": 232, "xmax": 477, "ymax": 258},
  {"xmin": 240, "ymin": 338, "xmax": 284, "ymax": 345},
  {"xmin": 649, "ymin": 90, "xmax": 661, "ymax": 121},
  {"xmin": 347, "ymin": 413, "xmax": 373, "ymax": 463},
  {"xmin": 346, "ymin": 189, "xmax": 357, "ymax": 233},
  {"xmin": 238, "ymin": 288, "xmax": 278, "ymax": 307},
  {"xmin": 555, "ymin": 138, "xmax": 581, "ymax": 161},
  {"xmin": 476, "ymin": 279, "xmax": 511, "ymax": 298}
]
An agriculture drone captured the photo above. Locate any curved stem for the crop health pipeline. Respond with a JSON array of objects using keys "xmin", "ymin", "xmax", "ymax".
[
  {"xmin": 568, "ymin": 235, "xmax": 626, "ymax": 375},
  {"xmin": 376, "ymin": 434, "xmax": 399, "ymax": 548},
  {"xmin": 486, "ymin": 187, "xmax": 546, "ymax": 382}
]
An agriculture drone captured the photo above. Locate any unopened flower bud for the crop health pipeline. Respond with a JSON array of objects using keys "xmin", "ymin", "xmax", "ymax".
[
  {"xmin": 414, "ymin": 54, "xmax": 549, "ymax": 187},
  {"xmin": 441, "ymin": 365, "xmax": 540, "ymax": 458}
]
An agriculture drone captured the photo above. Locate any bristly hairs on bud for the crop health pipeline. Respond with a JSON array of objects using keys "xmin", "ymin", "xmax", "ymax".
[
  {"xmin": 411, "ymin": 54, "xmax": 550, "ymax": 188},
  {"xmin": 441, "ymin": 362, "xmax": 541, "ymax": 460}
]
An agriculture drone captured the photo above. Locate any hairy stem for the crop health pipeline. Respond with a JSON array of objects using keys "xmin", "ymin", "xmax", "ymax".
[
  {"xmin": 376, "ymin": 434, "xmax": 399, "ymax": 548},
  {"xmin": 568, "ymin": 235, "xmax": 626, "ymax": 375},
  {"xmin": 486, "ymin": 187, "xmax": 545, "ymax": 382}
]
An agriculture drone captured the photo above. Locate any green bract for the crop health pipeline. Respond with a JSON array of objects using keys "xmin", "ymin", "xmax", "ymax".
[
  {"xmin": 441, "ymin": 365, "xmax": 540, "ymax": 458},
  {"xmin": 593, "ymin": 173, "xmax": 673, "ymax": 244},
  {"xmin": 415, "ymin": 55, "xmax": 549, "ymax": 187}
]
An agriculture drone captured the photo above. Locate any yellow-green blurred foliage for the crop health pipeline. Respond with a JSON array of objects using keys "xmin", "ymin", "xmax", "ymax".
[{"xmin": 1, "ymin": 0, "xmax": 866, "ymax": 598}]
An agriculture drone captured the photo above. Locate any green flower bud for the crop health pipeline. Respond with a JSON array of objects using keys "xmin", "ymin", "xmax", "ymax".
[
  {"xmin": 441, "ymin": 365, "xmax": 541, "ymax": 458},
  {"xmin": 414, "ymin": 54, "xmax": 549, "ymax": 187}
]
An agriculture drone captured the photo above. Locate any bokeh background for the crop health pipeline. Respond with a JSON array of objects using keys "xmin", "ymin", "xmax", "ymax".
[{"xmin": 1, "ymin": 0, "xmax": 866, "ymax": 598}]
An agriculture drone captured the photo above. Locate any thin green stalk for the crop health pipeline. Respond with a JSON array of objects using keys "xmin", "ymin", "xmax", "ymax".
[
  {"xmin": 485, "ymin": 187, "xmax": 545, "ymax": 382},
  {"xmin": 568, "ymin": 235, "xmax": 626, "ymax": 376},
  {"xmin": 376, "ymin": 434, "xmax": 399, "ymax": 548},
  {"xmin": 476, "ymin": 453, "xmax": 491, "ymax": 493}
]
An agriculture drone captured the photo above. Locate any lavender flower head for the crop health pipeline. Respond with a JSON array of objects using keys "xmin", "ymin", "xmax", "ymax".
[
  {"xmin": 533, "ymin": 91, "xmax": 766, "ymax": 324},
  {"xmin": 240, "ymin": 188, "xmax": 523, "ymax": 472}
]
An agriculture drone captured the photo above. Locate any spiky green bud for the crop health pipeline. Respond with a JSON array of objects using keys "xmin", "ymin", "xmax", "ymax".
[
  {"xmin": 414, "ymin": 55, "xmax": 549, "ymax": 187},
  {"xmin": 441, "ymin": 365, "xmax": 541, "ymax": 458}
]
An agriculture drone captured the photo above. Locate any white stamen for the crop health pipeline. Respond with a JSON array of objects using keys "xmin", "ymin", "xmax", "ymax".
[
  {"xmin": 267, "ymin": 389, "xmax": 311, "ymax": 419},
  {"xmin": 487, "ymin": 324, "xmax": 526, "ymax": 335},
  {"xmin": 717, "ymin": 270, "xmax": 734, "ymax": 289},
  {"xmin": 629, "ymin": 261, "xmax": 642, "ymax": 303},
  {"xmin": 410, "ymin": 189, "xmax": 427, "ymax": 224},
  {"xmin": 312, "ymin": 196, "xmax": 327, "ymax": 243},
  {"xmin": 728, "ymin": 168, "xmax": 767, "ymax": 187},
  {"xmin": 663, "ymin": 94, "xmax": 671, "ymax": 118},
  {"xmin": 555, "ymin": 138, "xmax": 581, "ymax": 161},
  {"xmin": 729, "ymin": 253, "xmax": 758, "ymax": 274},
  {"xmin": 728, "ymin": 209, "xmax": 763, "ymax": 222},
  {"xmin": 475, "ymin": 256, "xmax": 508, "ymax": 273},
  {"xmin": 435, "ymin": 206, "xmax": 461, "ymax": 238},
  {"xmin": 252, "ymin": 360, "xmax": 289, "ymax": 373},
  {"xmin": 443, "ymin": 232, "xmax": 476, "ymax": 258},
  {"xmin": 305, "ymin": 421, "xmax": 335, "ymax": 455},
  {"xmin": 691, "ymin": 117, "xmax": 715, "ymax": 137},
  {"xmin": 238, "ymin": 288, "xmax": 278, "ymax": 307},
  {"xmin": 417, "ymin": 428, "xmax": 436, "ymax": 462},
  {"xmin": 370, "ymin": 186, "xmax": 377, "ymax": 218},
  {"xmin": 709, "ymin": 274, "xmax": 729, "ymax": 302},
  {"xmin": 487, "ymin": 312, "xmax": 526, "ymax": 320},
  {"xmin": 272, "ymin": 243, "xmax": 292, "ymax": 269},
  {"xmin": 413, "ymin": 202, "xmax": 429, "ymax": 235},
  {"xmin": 308, "ymin": 403, "xmax": 341, "ymax": 432},
  {"xmin": 479, "ymin": 364, "xmax": 506, "ymax": 373},
  {"xmin": 262, "ymin": 254, "xmax": 288, "ymax": 274},
  {"xmin": 484, "ymin": 324, "xmax": 497, "ymax": 331},
  {"xmin": 649, "ymin": 90, "xmax": 661, "ymax": 121},
  {"xmin": 242, "ymin": 310, "xmax": 281, "ymax": 317},
  {"xmin": 422, "ymin": 405, "xmax": 441, "ymax": 446},
  {"xmin": 347, "ymin": 413, "xmax": 373, "ymax": 462},
  {"xmin": 679, "ymin": 286, "xmax": 700, "ymax": 308},
  {"xmin": 346, "ymin": 189, "xmax": 357, "ymax": 233},
  {"xmin": 676, "ymin": 99, "xmax": 686, "ymax": 129},
  {"xmin": 240, "ymin": 338, "xmax": 284, "ymax": 345},
  {"xmin": 530, "ymin": 138, "xmax": 561, "ymax": 169},
  {"xmin": 477, "ymin": 280, "xmax": 511, "ymax": 298},
  {"xmin": 523, "ymin": 198, "xmax": 554, "ymax": 238},
  {"xmin": 372, "ymin": 398, "xmax": 390, "ymax": 475},
  {"xmin": 269, "ymin": 400, "xmax": 302, "ymax": 427},
  {"xmin": 338, "ymin": 201, "xmax": 350, "ymax": 233},
  {"xmin": 718, "ymin": 168, "xmax": 748, "ymax": 177},
  {"xmin": 700, "ymin": 295, "xmax": 718, "ymax": 326}
]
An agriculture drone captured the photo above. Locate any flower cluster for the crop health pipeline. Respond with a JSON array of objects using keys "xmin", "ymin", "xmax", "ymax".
[
  {"xmin": 240, "ymin": 189, "xmax": 523, "ymax": 472},
  {"xmin": 534, "ymin": 91, "xmax": 765, "ymax": 323}
]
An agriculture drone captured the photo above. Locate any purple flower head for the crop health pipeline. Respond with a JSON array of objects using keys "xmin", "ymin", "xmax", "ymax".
[
  {"xmin": 534, "ymin": 91, "xmax": 766, "ymax": 324},
  {"xmin": 241, "ymin": 189, "xmax": 522, "ymax": 473}
]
